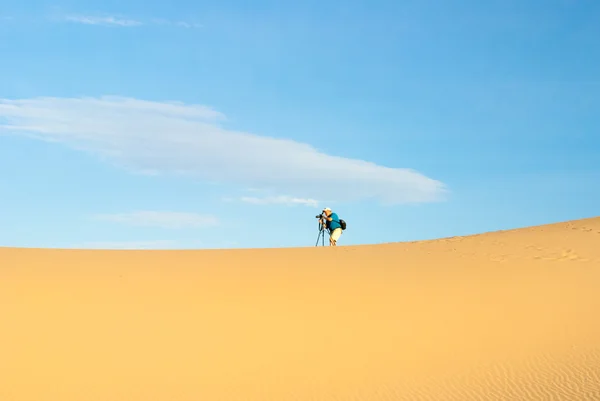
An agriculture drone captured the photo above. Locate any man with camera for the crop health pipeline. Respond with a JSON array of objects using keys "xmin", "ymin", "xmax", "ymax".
[{"xmin": 320, "ymin": 207, "xmax": 342, "ymax": 246}]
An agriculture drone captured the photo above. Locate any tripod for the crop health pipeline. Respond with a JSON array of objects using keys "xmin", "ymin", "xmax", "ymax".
[{"xmin": 315, "ymin": 220, "xmax": 328, "ymax": 246}]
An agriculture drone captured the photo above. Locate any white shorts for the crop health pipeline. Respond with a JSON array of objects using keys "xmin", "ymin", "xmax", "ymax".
[{"xmin": 330, "ymin": 228, "xmax": 342, "ymax": 242}]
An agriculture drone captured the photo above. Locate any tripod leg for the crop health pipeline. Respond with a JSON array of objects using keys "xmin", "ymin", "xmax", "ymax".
[
  {"xmin": 316, "ymin": 226, "xmax": 327, "ymax": 247},
  {"xmin": 316, "ymin": 222, "xmax": 324, "ymax": 246}
]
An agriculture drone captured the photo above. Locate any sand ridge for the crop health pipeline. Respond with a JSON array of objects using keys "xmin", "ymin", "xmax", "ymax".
[{"xmin": 1, "ymin": 216, "xmax": 600, "ymax": 400}]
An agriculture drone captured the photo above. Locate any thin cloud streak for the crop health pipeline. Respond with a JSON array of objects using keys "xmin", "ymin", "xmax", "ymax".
[
  {"xmin": 75, "ymin": 239, "xmax": 235, "ymax": 250},
  {"xmin": 78, "ymin": 240, "xmax": 180, "ymax": 249},
  {"xmin": 92, "ymin": 211, "xmax": 219, "ymax": 229},
  {"xmin": 64, "ymin": 15, "xmax": 142, "ymax": 27},
  {"xmin": 60, "ymin": 14, "xmax": 201, "ymax": 28},
  {"xmin": 241, "ymin": 195, "xmax": 319, "ymax": 207},
  {"xmin": 150, "ymin": 18, "xmax": 202, "ymax": 28},
  {"xmin": 0, "ymin": 95, "xmax": 446, "ymax": 204}
]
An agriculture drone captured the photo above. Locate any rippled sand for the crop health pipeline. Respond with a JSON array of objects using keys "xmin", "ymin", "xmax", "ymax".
[{"xmin": 1, "ymin": 217, "xmax": 599, "ymax": 400}]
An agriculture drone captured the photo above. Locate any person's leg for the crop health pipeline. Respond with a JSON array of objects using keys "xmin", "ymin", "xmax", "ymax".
[{"xmin": 330, "ymin": 228, "xmax": 342, "ymax": 246}]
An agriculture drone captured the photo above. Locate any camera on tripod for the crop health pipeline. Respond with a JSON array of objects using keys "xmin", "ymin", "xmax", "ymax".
[
  {"xmin": 315, "ymin": 212, "xmax": 328, "ymax": 245},
  {"xmin": 315, "ymin": 212, "xmax": 327, "ymax": 227},
  {"xmin": 315, "ymin": 212, "xmax": 328, "ymax": 237}
]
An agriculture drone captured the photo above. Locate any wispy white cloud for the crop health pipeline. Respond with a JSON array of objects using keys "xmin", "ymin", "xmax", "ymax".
[
  {"xmin": 60, "ymin": 13, "xmax": 201, "ymax": 28},
  {"xmin": 63, "ymin": 14, "xmax": 142, "ymax": 27},
  {"xmin": 150, "ymin": 18, "xmax": 202, "ymax": 29},
  {"xmin": 78, "ymin": 239, "xmax": 181, "ymax": 249},
  {"xmin": 241, "ymin": 195, "xmax": 319, "ymax": 207},
  {"xmin": 92, "ymin": 211, "xmax": 219, "ymax": 229},
  {"xmin": 74, "ymin": 238, "xmax": 235, "ymax": 250},
  {"xmin": 175, "ymin": 21, "xmax": 202, "ymax": 29},
  {"xmin": 0, "ymin": 95, "xmax": 446, "ymax": 204}
]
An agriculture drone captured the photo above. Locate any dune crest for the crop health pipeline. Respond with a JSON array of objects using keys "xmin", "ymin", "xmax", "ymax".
[{"xmin": 2, "ymin": 217, "xmax": 600, "ymax": 400}]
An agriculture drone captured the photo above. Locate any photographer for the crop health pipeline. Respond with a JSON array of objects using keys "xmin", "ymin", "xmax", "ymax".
[{"xmin": 320, "ymin": 207, "xmax": 342, "ymax": 246}]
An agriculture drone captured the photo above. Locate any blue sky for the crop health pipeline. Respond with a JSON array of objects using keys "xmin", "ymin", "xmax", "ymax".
[{"xmin": 1, "ymin": 0, "xmax": 599, "ymax": 249}]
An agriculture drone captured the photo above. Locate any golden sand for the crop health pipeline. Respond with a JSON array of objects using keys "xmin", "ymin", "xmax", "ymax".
[{"xmin": 1, "ymin": 217, "xmax": 599, "ymax": 400}]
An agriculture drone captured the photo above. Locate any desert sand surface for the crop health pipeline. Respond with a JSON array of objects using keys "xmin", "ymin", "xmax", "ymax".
[{"xmin": 1, "ymin": 216, "xmax": 600, "ymax": 400}]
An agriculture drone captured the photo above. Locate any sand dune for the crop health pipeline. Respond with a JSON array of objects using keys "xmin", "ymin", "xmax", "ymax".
[{"xmin": 1, "ymin": 216, "xmax": 600, "ymax": 400}]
